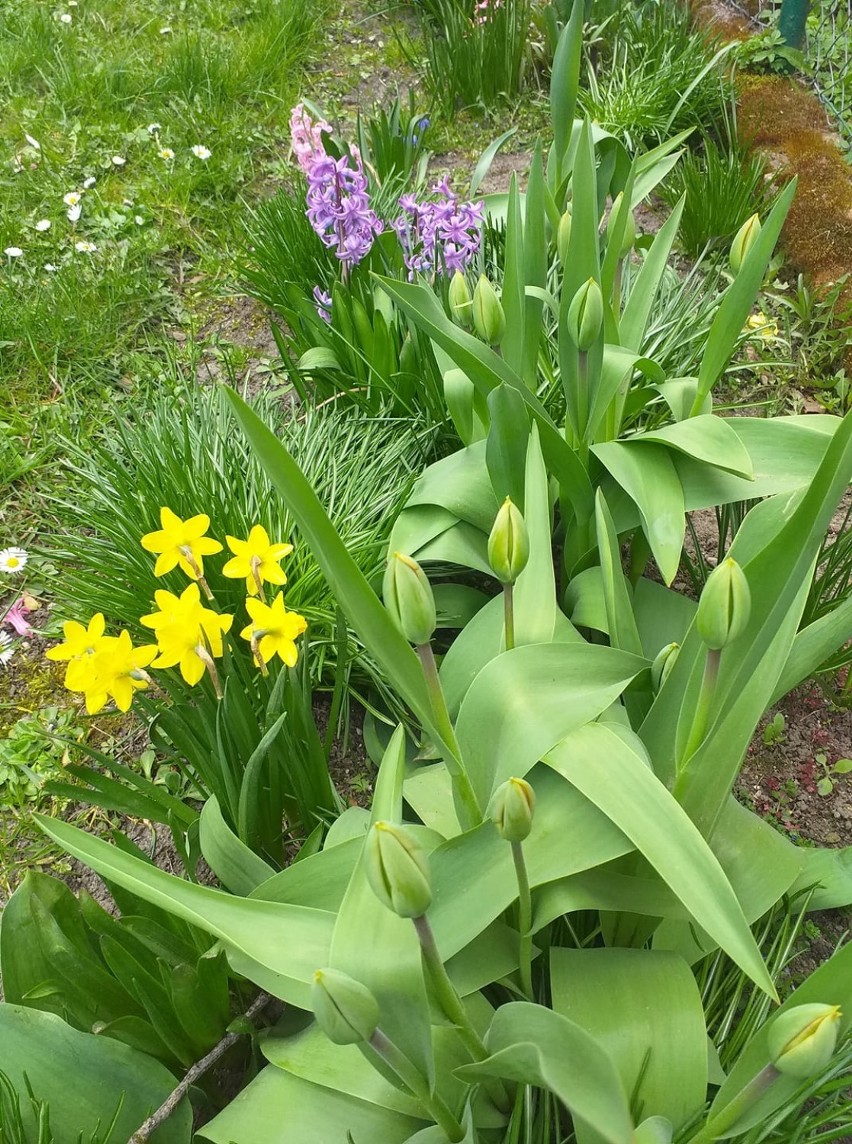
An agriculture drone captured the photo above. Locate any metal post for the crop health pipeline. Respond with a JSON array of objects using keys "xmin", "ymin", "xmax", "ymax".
[{"xmin": 778, "ymin": 0, "xmax": 810, "ymax": 50}]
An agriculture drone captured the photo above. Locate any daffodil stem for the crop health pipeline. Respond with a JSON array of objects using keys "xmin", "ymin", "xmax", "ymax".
[
  {"xmin": 511, "ymin": 841, "xmax": 533, "ymax": 1000},
  {"xmin": 250, "ymin": 633, "xmax": 269, "ymax": 677},
  {"xmin": 250, "ymin": 556, "xmax": 265, "ymax": 600},
  {"xmin": 181, "ymin": 549, "xmax": 214, "ymax": 600},
  {"xmin": 416, "ymin": 643, "xmax": 481, "ymax": 829},
  {"xmin": 369, "ymin": 1028, "xmax": 464, "ymax": 1142},
  {"xmin": 503, "ymin": 583, "xmax": 515, "ymax": 651},
  {"xmin": 195, "ymin": 646, "xmax": 223, "ymax": 700},
  {"xmin": 676, "ymin": 647, "xmax": 721, "ymax": 793},
  {"xmin": 684, "ymin": 1064, "xmax": 780, "ymax": 1144}
]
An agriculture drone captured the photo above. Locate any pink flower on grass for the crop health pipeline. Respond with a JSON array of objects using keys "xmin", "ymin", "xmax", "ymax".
[{"xmin": 3, "ymin": 598, "xmax": 33, "ymax": 637}]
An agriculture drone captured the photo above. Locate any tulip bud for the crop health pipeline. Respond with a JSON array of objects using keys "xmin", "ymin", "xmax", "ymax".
[
  {"xmin": 487, "ymin": 777, "xmax": 536, "ymax": 842},
  {"xmin": 472, "ymin": 275, "xmax": 506, "ymax": 346},
  {"xmin": 566, "ymin": 277, "xmax": 603, "ymax": 351},
  {"xmin": 695, "ymin": 558, "xmax": 751, "ymax": 651},
  {"xmin": 312, "ymin": 968, "xmax": 380, "ymax": 1045},
  {"xmin": 651, "ymin": 642, "xmax": 679, "ymax": 693},
  {"xmin": 730, "ymin": 213, "xmax": 761, "ymax": 274},
  {"xmin": 383, "ymin": 552, "xmax": 436, "ymax": 647},
  {"xmin": 448, "ymin": 271, "xmax": 473, "ymax": 328},
  {"xmin": 767, "ymin": 1003, "xmax": 842, "ymax": 1079},
  {"xmin": 556, "ymin": 209, "xmax": 572, "ymax": 265},
  {"xmin": 488, "ymin": 497, "xmax": 530, "ymax": 584},
  {"xmin": 365, "ymin": 821, "xmax": 432, "ymax": 918},
  {"xmin": 606, "ymin": 192, "xmax": 635, "ymax": 259}
]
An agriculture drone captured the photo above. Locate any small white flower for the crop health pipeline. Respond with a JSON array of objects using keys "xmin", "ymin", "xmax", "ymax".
[
  {"xmin": 68, "ymin": 1, "xmax": 78, "ymax": 6},
  {"xmin": 111, "ymin": 155, "xmax": 127, "ymax": 167},
  {"xmin": 160, "ymin": 25, "xmax": 172, "ymax": 34},
  {"xmin": 67, "ymin": 203, "xmax": 82, "ymax": 222},
  {"xmin": 24, "ymin": 133, "xmax": 40, "ymax": 150},
  {"xmin": 60, "ymin": 12, "xmax": 73, "ymax": 23},
  {"xmin": 147, "ymin": 123, "xmax": 162, "ymax": 135},
  {"xmin": 44, "ymin": 263, "xmax": 57, "ymax": 272},
  {"xmin": 0, "ymin": 547, "xmax": 28, "ymax": 573},
  {"xmin": 82, "ymin": 176, "xmax": 96, "ymax": 189},
  {"xmin": 191, "ymin": 144, "xmax": 211, "ymax": 161},
  {"xmin": 0, "ymin": 632, "xmax": 14, "ymax": 667},
  {"xmin": 4, "ymin": 247, "xmax": 23, "ymax": 258},
  {"xmin": 75, "ymin": 240, "xmax": 97, "ymax": 253},
  {"xmin": 63, "ymin": 191, "xmax": 82, "ymax": 206},
  {"xmin": 122, "ymin": 198, "xmax": 133, "ymax": 207},
  {"xmin": 12, "ymin": 157, "xmax": 24, "ymax": 173},
  {"xmin": 35, "ymin": 219, "xmax": 51, "ymax": 232},
  {"xmin": 134, "ymin": 215, "xmax": 144, "ymax": 225},
  {"xmin": 158, "ymin": 147, "xmax": 175, "ymax": 160}
]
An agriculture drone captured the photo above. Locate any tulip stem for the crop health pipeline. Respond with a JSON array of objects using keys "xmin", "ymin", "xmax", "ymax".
[
  {"xmin": 416, "ymin": 643, "xmax": 482, "ymax": 829},
  {"xmin": 577, "ymin": 350, "xmax": 589, "ymax": 442},
  {"xmin": 503, "ymin": 583, "xmax": 515, "ymax": 651},
  {"xmin": 675, "ymin": 646, "xmax": 721, "ymax": 793},
  {"xmin": 684, "ymin": 1064, "xmax": 780, "ymax": 1144},
  {"xmin": 369, "ymin": 1028, "xmax": 465, "ymax": 1142},
  {"xmin": 511, "ymin": 841, "xmax": 534, "ymax": 1000}
]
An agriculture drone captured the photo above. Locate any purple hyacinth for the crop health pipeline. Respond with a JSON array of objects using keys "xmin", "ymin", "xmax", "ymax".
[
  {"xmin": 313, "ymin": 285, "xmax": 332, "ymax": 323},
  {"xmin": 393, "ymin": 177, "xmax": 484, "ymax": 279},
  {"xmin": 305, "ymin": 146, "xmax": 383, "ymax": 270}
]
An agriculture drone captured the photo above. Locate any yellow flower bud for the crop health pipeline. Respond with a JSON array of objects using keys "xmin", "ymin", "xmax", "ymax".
[
  {"xmin": 557, "ymin": 208, "xmax": 573, "ymax": 265},
  {"xmin": 383, "ymin": 552, "xmax": 436, "ymax": 647},
  {"xmin": 365, "ymin": 821, "xmax": 433, "ymax": 918},
  {"xmin": 651, "ymin": 642, "xmax": 679, "ymax": 693},
  {"xmin": 566, "ymin": 277, "xmax": 603, "ymax": 351},
  {"xmin": 767, "ymin": 1003, "xmax": 842, "ymax": 1079},
  {"xmin": 312, "ymin": 968, "xmax": 380, "ymax": 1045},
  {"xmin": 606, "ymin": 192, "xmax": 635, "ymax": 259},
  {"xmin": 730, "ymin": 213, "xmax": 762, "ymax": 274},
  {"xmin": 695, "ymin": 558, "xmax": 751, "ymax": 651},
  {"xmin": 487, "ymin": 777, "xmax": 536, "ymax": 842},
  {"xmin": 448, "ymin": 271, "xmax": 473, "ymax": 328},
  {"xmin": 472, "ymin": 274, "xmax": 506, "ymax": 346},
  {"xmin": 487, "ymin": 497, "xmax": 529, "ymax": 584}
]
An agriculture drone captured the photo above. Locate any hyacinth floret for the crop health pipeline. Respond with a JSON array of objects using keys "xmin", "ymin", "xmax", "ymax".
[
  {"xmin": 306, "ymin": 147, "xmax": 383, "ymax": 269},
  {"xmin": 290, "ymin": 103, "xmax": 332, "ymax": 174},
  {"xmin": 393, "ymin": 176, "xmax": 484, "ymax": 278},
  {"xmin": 312, "ymin": 285, "xmax": 332, "ymax": 323}
]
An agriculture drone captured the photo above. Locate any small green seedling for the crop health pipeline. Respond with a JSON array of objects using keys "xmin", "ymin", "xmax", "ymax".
[
  {"xmin": 815, "ymin": 752, "xmax": 852, "ymax": 797},
  {"xmin": 763, "ymin": 712, "xmax": 787, "ymax": 747}
]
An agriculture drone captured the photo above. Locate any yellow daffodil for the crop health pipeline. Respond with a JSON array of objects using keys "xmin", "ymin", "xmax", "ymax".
[
  {"xmin": 240, "ymin": 592, "xmax": 307, "ymax": 668},
  {"xmin": 141, "ymin": 507, "xmax": 222, "ymax": 581},
  {"xmin": 223, "ymin": 525, "xmax": 293, "ymax": 596},
  {"xmin": 745, "ymin": 311, "xmax": 779, "ymax": 338},
  {"xmin": 141, "ymin": 583, "xmax": 233, "ymax": 689},
  {"xmin": 46, "ymin": 613, "xmax": 107, "ymax": 688},
  {"xmin": 66, "ymin": 630, "xmax": 157, "ymax": 714}
]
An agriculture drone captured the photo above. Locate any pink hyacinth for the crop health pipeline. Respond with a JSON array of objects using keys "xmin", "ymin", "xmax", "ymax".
[
  {"xmin": 2, "ymin": 598, "xmax": 32, "ymax": 637},
  {"xmin": 290, "ymin": 103, "xmax": 332, "ymax": 175}
]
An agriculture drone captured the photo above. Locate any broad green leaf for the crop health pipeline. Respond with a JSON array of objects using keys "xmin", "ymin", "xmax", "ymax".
[
  {"xmin": 772, "ymin": 594, "xmax": 852, "ymax": 702},
  {"xmin": 415, "ymin": 520, "xmax": 493, "ymax": 576},
  {"xmin": 404, "ymin": 440, "xmax": 497, "ymax": 533},
  {"xmin": 486, "ymin": 384, "xmax": 531, "ymax": 505},
  {"xmin": 200, "ymin": 797, "xmax": 274, "ymax": 897},
  {"xmin": 533, "ymin": 866, "xmax": 687, "ymax": 932},
  {"xmin": 470, "ymin": 127, "xmax": 518, "ymax": 198},
  {"xmin": 433, "ymin": 583, "xmax": 489, "ymax": 629},
  {"xmin": 0, "ymin": 1004, "xmax": 191, "ymax": 1144},
  {"xmin": 544, "ymin": 725, "xmax": 777, "ymax": 999},
  {"xmin": 456, "ymin": 1002, "xmax": 634, "ymax": 1144},
  {"xmin": 455, "ymin": 643, "xmax": 647, "ymax": 804},
  {"xmin": 298, "ymin": 346, "xmax": 342, "ymax": 371},
  {"xmin": 513, "ymin": 424, "xmax": 557, "ymax": 645},
  {"xmin": 634, "ymin": 1119, "xmax": 674, "ymax": 1144},
  {"xmin": 390, "ymin": 505, "xmax": 460, "ymax": 560},
  {"xmin": 588, "ymin": 347, "xmax": 664, "ymax": 441},
  {"xmin": 628, "ymin": 416, "xmax": 753, "ymax": 479},
  {"xmin": 595, "ymin": 490, "xmax": 644, "ymax": 656},
  {"xmin": 551, "ymin": 948, "xmax": 707, "ymax": 1130},
  {"xmin": 550, "ymin": 3, "xmax": 584, "ymax": 169},
  {"xmin": 632, "ymin": 577, "xmax": 696, "ymax": 659},
  {"xmin": 250, "ymin": 837, "xmax": 361, "ymax": 911},
  {"xmin": 788, "ymin": 845, "xmax": 852, "ymax": 910}
]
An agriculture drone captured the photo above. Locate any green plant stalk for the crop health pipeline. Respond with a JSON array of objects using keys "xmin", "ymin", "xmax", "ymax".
[
  {"xmin": 684, "ymin": 1063, "xmax": 780, "ymax": 1143},
  {"xmin": 503, "ymin": 582, "xmax": 516, "ymax": 651},
  {"xmin": 675, "ymin": 646, "xmax": 721, "ymax": 792},
  {"xmin": 577, "ymin": 349, "xmax": 590, "ymax": 446},
  {"xmin": 511, "ymin": 840, "xmax": 533, "ymax": 999},
  {"xmin": 369, "ymin": 1028, "xmax": 465, "ymax": 1142},
  {"xmin": 415, "ymin": 643, "xmax": 482, "ymax": 827}
]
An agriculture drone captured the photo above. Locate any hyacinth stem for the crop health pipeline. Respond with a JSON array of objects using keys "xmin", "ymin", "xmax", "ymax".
[
  {"xmin": 181, "ymin": 548, "xmax": 214, "ymax": 600},
  {"xmin": 369, "ymin": 1028, "xmax": 465, "ymax": 1142},
  {"xmin": 503, "ymin": 583, "xmax": 515, "ymax": 651},
  {"xmin": 416, "ymin": 643, "xmax": 482, "ymax": 829},
  {"xmin": 511, "ymin": 841, "xmax": 533, "ymax": 1000},
  {"xmin": 675, "ymin": 647, "xmax": 721, "ymax": 793},
  {"xmin": 684, "ymin": 1064, "xmax": 780, "ymax": 1144}
]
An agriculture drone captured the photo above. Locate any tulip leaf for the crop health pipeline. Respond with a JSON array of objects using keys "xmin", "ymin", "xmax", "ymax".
[
  {"xmin": 788, "ymin": 845, "xmax": 852, "ymax": 911},
  {"xmin": 404, "ymin": 440, "xmax": 498, "ymax": 533},
  {"xmin": 629, "ymin": 415, "xmax": 754, "ymax": 479},
  {"xmin": 200, "ymin": 796, "xmax": 276, "ymax": 896},
  {"xmin": 513, "ymin": 423, "xmax": 558, "ymax": 645},
  {"xmin": 595, "ymin": 490, "xmax": 644, "ymax": 656},
  {"xmin": 486, "ymin": 384, "xmax": 530, "ymax": 506},
  {"xmin": 501, "ymin": 174, "xmax": 526, "ymax": 377}
]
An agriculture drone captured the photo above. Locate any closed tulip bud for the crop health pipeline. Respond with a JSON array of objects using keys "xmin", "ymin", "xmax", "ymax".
[
  {"xmin": 651, "ymin": 642, "xmax": 679, "ymax": 693},
  {"xmin": 488, "ymin": 497, "xmax": 529, "ymax": 584},
  {"xmin": 383, "ymin": 552, "xmax": 436, "ymax": 647},
  {"xmin": 566, "ymin": 277, "xmax": 603, "ymax": 351},
  {"xmin": 557, "ymin": 209, "xmax": 573, "ymax": 265},
  {"xmin": 448, "ymin": 271, "xmax": 473, "ymax": 327},
  {"xmin": 487, "ymin": 777, "xmax": 536, "ymax": 842},
  {"xmin": 606, "ymin": 192, "xmax": 635, "ymax": 259},
  {"xmin": 696, "ymin": 558, "xmax": 751, "ymax": 651},
  {"xmin": 768, "ymin": 1003, "xmax": 842, "ymax": 1079},
  {"xmin": 365, "ymin": 821, "xmax": 432, "ymax": 918},
  {"xmin": 472, "ymin": 275, "xmax": 506, "ymax": 346},
  {"xmin": 312, "ymin": 968, "xmax": 380, "ymax": 1045},
  {"xmin": 730, "ymin": 213, "xmax": 761, "ymax": 274}
]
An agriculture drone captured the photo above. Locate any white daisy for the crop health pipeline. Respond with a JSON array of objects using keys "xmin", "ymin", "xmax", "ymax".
[
  {"xmin": 44, "ymin": 263, "xmax": 57, "ymax": 272},
  {"xmin": 0, "ymin": 547, "xmax": 28, "ymax": 573},
  {"xmin": 158, "ymin": 147, "xmax": 175, "ymax": 160},
  {"xmin": 111, "ymin": 156, "xmax": 127, "ymax": 167},
  {"xmin": 191, "ymin": 144, "xmax": 211, "ymax": 160},
  {"xmin": 35, "ymin": 219, "xmax": 51, "ymax": 232},
  {"xmin": 0, "ymin": 632, "xmax": 14, "ymax": 667},
  {"xmin": 60, "ymin": 12, "xmax": 72, "ymax": 23},
  {"xmin": 67, "ymin": 203, "xmax": 82, "ymax": 222},
  {"xmin": 63, "ymin": 191, "xmax": 82, "ymax": 206},
  {"xmin": 75, "ymin": 240, "xmax": 97, "ymax": 253},
  {"xmin": 24, "ymin": 133, "xmax": 40, "ymax": 150},
  {"xmin": 147, "ymin": 123, "xmax": 162, "ymax": 135},
  {"xmin": 4, "ymin": 247, "xmax": 23, "ymax": 258},
  {"xmin": 82, "ymin": 176, "xmax": 96, "ymax": 189},
  {"xmin": 134, "ymin": 215, "xmax": 144, "ymax": 225}
]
